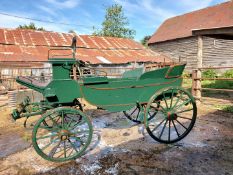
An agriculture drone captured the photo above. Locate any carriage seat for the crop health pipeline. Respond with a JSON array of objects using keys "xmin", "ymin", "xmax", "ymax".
[
  {"xmin": 122, "ymin": 68, "xmax": 144, "ymax": 79},
  {"xmin": 17, "ymin": 76, "xmax": 50, "ymax": 87}
]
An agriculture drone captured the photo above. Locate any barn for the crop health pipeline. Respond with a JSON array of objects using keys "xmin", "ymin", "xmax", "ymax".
[
  {"xmin": 148, "ymin": 1, "xmax": 233, "ymax": 71},
  {"xmin": 0, "ymin": 28, "xmax": 170, "ymax": 90}
]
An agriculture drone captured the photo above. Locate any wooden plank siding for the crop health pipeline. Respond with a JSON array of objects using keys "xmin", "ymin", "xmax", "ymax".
[
  {"xmin": 148, "ymin": 37, "xmax": 198, "ymax": 71},
  {"xmin": 149, "ymin": 36, "xmax": 233, "ymax": 71},
  {"xmin": 202, "ymin": 36, "xmax": 233, "ymax": 67}
]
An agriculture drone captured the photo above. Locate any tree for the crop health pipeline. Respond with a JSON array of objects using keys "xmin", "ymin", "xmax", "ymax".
[
  {"xmin": 68, "ymin": 30, "xmax": 76, "ymax": 34},
  {"xmin": 93, "ymin": 4, "xmax": 136, "ymax": 39},
  {"xmin": 18, "ymin": 22, "xmax": 45, "ymax": 31},
  {"xmin": 140, "ymin": 35, "xmax": 151, "ymax": 46}
]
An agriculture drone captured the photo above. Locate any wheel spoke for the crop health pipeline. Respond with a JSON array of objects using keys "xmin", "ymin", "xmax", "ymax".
[
  {"xmin": 68, "ymin": 139, "xmax": 79, "ymax": 153},
  {"xmin": 176, "ymin": 108, "xmax": 193, "ymax": 114},
  {"xmin": 55, "ymin": 144, "xmax": 73, "ymax": 158},
  {"xmin": 150, "ymin": 104, "xmax": 164, "ymax": 112},
  {"xmin": 162, "ymin": 92, "xmax": 169, "ymax": 109},
  {"xmin": 48, "ymin": 141, "xmax": 61, "ymax": 158},
  {"xmin": 149, "ymin": 110, "xmax": 158, "ymax": 119},
  {"xmin": 41, "ymin": 141, "xmax": 55, "ymax": 151},
  {"xmin": 67, "ymin": 147, "xmax": 74, "ymax": 157},
  {"xmin": 70, "ymin": 136, "xmax": 85, "ymax": 146},
  {"xmin": 66, "ymin": 115, "xmax": 81, "ymax": 128},
  {"xmin": 135, "ymin": 110, "xmax": 140, "ymax": 121},
  {"xmin": 159, "ymin": 119, "xmax": 168, "ymax": 139},
  {"xmin": 177, "ymin": 115, "xmax": 192, "ymax": 120},
  {"xmin": 174, "ymin": 99, "xmax": 191, "ymax": 111},
  {"xmin": 71, "ymin": 130, "xmax": 90, "ymax": 135},
  {"xmin": 38, "ymin": 125, "xmax": 59, "ymax": 132},
  {"xmin": 148, "ymin": 112, "xmax": 152, "ymax": 117},
  {"xmin": 151, "ymin": 118, "xmax": 166, "ymax": 132},
  {"xmin": 45, "ymin": 113, "xmax": 59, "ymax": 124},
  {"xmin": 168, "ymin": 120, "xmax": 171, "ymax": 142},
  {"xmin": 172, "ymin": 120, "xmax": 180, "ymax": 137},
  {"xmin": 61, "ymin": 111, "xmax": 65, "ymax": 128},
  {"xmin": 37, "ymin": 133, "xmax": 58, "ymax": 140},
  {"xmin": 171, "ymin": 91, "xmax": 183, "ymax": 109},
  {"xmin": 64, "ymin": 141, "xmax": 67, "ymax": 158},
  {"xmin": 175, "ymin": 119, "xmax": 188, "ymax": 130},
  {"xmin": 69, "ymin": 120, "xmax": 86, "ymax": 130},
  {"xmin": 170, "ymin": 89, "xmax": 174, "ymax": 109},
  {"xmin": 130, "ymin": 107, "xmax": 138, "ymax": 116},
  {"xmin": 49, "ymin": 116, "xmax": 60, "ymax": 128}
]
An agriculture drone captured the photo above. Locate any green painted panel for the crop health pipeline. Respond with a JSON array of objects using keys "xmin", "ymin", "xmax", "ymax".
[
  {"xmin": 139, "ymin": 67, "xmax": 169, "ymax": 80},
  {"xmin": 81, "ymin": 77, "xmax": 183, "ymax": 112},
  {"xmin": 45, "ymin": 80, "xmax": 81, "ymax": 104}
]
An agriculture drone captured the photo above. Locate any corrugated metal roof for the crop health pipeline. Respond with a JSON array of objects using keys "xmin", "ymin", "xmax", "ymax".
[
  {"xmin": 148, "ymin": 1, "xmax": 233, "ymax": 44},
  {"xmin": 0, "ymin": 28, "xmax": 170, "ymax": 64}
]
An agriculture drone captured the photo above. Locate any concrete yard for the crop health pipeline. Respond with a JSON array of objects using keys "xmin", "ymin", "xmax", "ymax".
[{"xmin": 0, "ymin": 95, "xmax": 232, "ymax": 175}]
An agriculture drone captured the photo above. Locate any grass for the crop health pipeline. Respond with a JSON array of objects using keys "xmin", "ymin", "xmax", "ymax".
[
  {"xmin": 214, "ymin": 105, "xmax": 233, "ymax": 113},
  {"xmin": 182, "ymin": 78, "xmax": 233, "ymax": 90},
  {"xmin": 182, "ymin": 78, "xmax": 192, "ymax": 89},
  {"xmin": 202, "ymin": 80, "xmax": 233, "ymax": 89}
]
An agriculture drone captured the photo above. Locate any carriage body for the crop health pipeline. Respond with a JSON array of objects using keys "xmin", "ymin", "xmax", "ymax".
[
  {"xmin": 11, "ymin": 45, "xmax": 197, "ymax": 162},
  {"xmin": 15, "ymin": 57, "xmax": 185, "ymax": 112}
]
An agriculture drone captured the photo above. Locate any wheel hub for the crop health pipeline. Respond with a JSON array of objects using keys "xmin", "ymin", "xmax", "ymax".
[
  {"xmin": 59, "ymin": 129, "xmax": 70, "ymax": 141},
  {"xmin": 167, "ymin": 112, "xmax": 178, "ymax": 120}
]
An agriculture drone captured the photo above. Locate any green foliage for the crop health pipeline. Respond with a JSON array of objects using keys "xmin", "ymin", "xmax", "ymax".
[
  {"xmin": 18, "ymin": 22, "xmax": 45, "ymax": 31},
  {"xmin": 140, "ymin": 35, "xmax": 151, "ymax": 46},
  {"xmin": 223, "ymin": 69, "xmax": 233, "ymax": 78},
  {"xmin": 68, "ymin": 30, "xmax": 76, "ymax": 34},
  {"xmin": 93, "ymin": 4, "xmax": 136, "ymax": 39},
  {"xmin": 202, "ymin": 69, "xmax": 217, "ymax": 78},
  {"xmin": 202, "ymin": 80, "xmax": 233, "ymax": 89},
  {"xmin": 214, "ymin": 105, "xmax": 233, "ymax": 113},
  {"xmin": 182, "ymin": 71, "xmax": 191, "ymax": 78},
  {"xmin": 223, "ymin": 105, "xmax": 233, "ymax": 113}
]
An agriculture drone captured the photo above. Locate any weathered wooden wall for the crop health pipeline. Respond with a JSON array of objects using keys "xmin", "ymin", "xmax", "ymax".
[
  {"xmin": 149, "ymin": 37, "xmax": 198, "ymax": 71},
  {"xmin": 149, "ymin": 35, "xmax": 233, "ymax": 71},
  {"xmin": 202, "ymin": 36, "xmax": 233, "ymax": 67}
]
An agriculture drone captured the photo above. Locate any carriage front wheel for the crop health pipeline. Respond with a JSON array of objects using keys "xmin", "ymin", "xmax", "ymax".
[
  {"xmin": 32, "ymin": 107, "xmax": 93, "ymax": 162},
  {"xmin": 144, "ymin": 87, "xmax": 197, "ymax": 144}
]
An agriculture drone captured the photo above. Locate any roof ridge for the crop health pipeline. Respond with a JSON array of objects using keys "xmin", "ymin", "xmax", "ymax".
[
  {"xmin": 165, "ymin": 0, "xmax": 231, "ymax": 22},
  {"xmin": 149, "ymin": 0, "xmax": 233, "ymax": 43}
]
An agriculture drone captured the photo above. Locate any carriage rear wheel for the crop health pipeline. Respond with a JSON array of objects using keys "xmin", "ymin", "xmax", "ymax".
[
  {"xmin": 32, "ymin": 107, "xmax": 93, "ymax": 162},
  {"xmin": 123, "ymin": 103, "xmax": 159, "ymax": 123},
  {"xmin": 144, "ymin": 87, "xmax": 197, "ymax": 144},
  {"xmin": 123, "ymin": 105, "xmax": 144, "ymax": 123}
]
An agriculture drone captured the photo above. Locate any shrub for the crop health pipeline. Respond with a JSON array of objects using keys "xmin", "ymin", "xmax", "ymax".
[
  {"xmin": 202, "ymin": 69, "xmax": 217, "ymax": 78},
  {"xmin": 223, "ymin": 69, "xmax": 233, "ymax": 78},
  {"xmin": 182, "ymin": 71, "xmax": 191, "ymax": 78}
]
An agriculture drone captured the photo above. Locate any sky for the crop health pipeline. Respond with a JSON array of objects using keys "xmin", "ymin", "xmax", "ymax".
[{"xmin": 0, "ymin": 0, "xmax": 228, "ymax": 41}]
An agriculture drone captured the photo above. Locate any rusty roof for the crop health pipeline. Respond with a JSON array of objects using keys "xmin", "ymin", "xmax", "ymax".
[
  {"xmin": 0, "ymin": 28, "xmax": 170, "ymax": 64},
  {"xmin": 148, "ymin": 1, "xmax": 233, "ymax": 44}
]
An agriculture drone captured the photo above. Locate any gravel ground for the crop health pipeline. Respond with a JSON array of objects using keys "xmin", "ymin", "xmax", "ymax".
[{"xmin": 0, "ymin": 96, "xmax": 232, "ymax": 175}]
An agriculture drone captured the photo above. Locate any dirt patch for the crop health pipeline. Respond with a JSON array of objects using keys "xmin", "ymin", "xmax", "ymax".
[{"xmin": 0, "ymin": 97, "xmax": 232, "ymax": 175}]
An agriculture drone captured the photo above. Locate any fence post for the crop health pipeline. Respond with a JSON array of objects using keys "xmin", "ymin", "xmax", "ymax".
[
  {"xmin": 196, "ymin": 69, "xmax": 202, "ymax": 100},
  {"xmin": 192, "ymin": 70, "xmax": 197, "ymax": 96},
  {"xmin": 196, "ymin": 35, "xmax": 203, "ymax": 101},
  {"xmin": 192, "ymin": 69, "xmax": 202, "ymax": 102}
]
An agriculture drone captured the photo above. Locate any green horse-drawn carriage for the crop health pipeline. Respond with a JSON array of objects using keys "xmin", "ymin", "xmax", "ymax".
[{"xmin": 11, "ymin": 37, "xmax": 197, "ymax": 162}]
